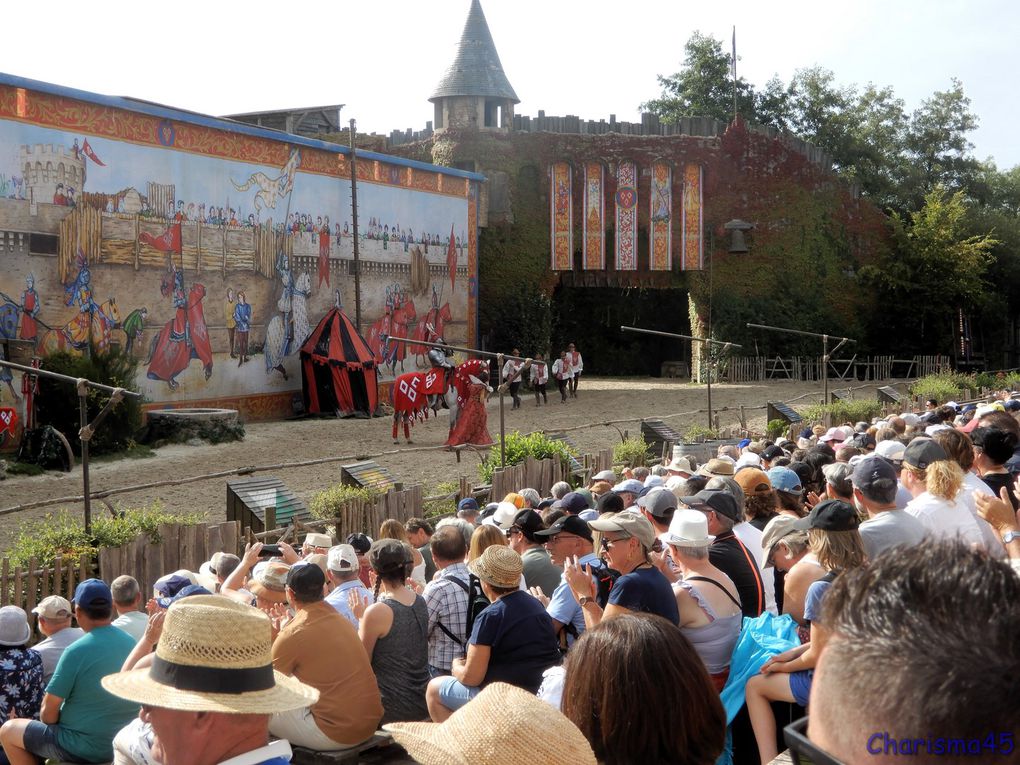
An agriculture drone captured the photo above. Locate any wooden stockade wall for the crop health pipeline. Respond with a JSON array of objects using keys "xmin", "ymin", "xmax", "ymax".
[
  {"xmin": 722, "ymin": 355, "xmax": 950, "ymax": 384},
  {"xmin": 98, "ymin": 521, "xmax": 241, "ymax": 603},
  {"xmin": 1, "ymin": 553, "xmax": 93, "ymax": 638}
]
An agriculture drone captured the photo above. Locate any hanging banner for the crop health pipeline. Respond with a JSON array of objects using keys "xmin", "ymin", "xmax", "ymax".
[
  {"xmin": 582, "ymin": 162, "xmax": 605, "ymax": 270},
  {"xmin": 550, "ymin": 162, "xmax": 573, "ymax": 271},
  {"xmin": 682, "ymin": 163, "xmax": 704, "ymax": 271},
  {"xmin": 650, "ymin": 162, "xmax": 672, "ymax": 271},
  {"xmin": 614, "ymin": 161, "xmax": 638, "ymax": 270}
]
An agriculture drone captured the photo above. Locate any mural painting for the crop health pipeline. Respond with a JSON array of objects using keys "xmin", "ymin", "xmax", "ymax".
[
  {"xmin": 650, "ymin": 162, "xmax": 672, "ymax": 271},
  {"xmin": 0, "ymin": 76, "xmax": 479, "ymax": 431},
  {"xmin": 682, "ymin": 163, "xmax": 704, "ymax": 271},
  {"xmin": 549, "ymin": 162, "xmax": 572, "ymax": 271}
]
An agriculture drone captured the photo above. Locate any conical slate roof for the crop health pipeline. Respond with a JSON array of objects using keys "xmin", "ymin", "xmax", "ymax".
[{"xmin": 430, "ymin": 0, "xmax": 519, "ymax": 104}]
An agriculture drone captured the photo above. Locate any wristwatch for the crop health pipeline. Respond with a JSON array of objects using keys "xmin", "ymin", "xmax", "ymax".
[
  {"xmin": 1003, "ymin": 529, "xmax": 1020, "ymax": 545},
  {"xmin": 577, "ymin": 596, "xmax": 594, "ymax": 607}
]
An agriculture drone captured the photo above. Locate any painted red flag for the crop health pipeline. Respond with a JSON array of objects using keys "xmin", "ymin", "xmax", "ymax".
[
  {"xmin": 446, "ymin": 223, "xmax": 457, "ymax": 289},
  {"xmin": 81, "ymin": 139, "xmax": 105, "ymax": 166},
  {"xmin": 139, "ymin": 222, "xmax": 182, "ymax": 253},
  {"xmin": 0, "ymin": 407, "xmax": 18, "ymax": 436}
]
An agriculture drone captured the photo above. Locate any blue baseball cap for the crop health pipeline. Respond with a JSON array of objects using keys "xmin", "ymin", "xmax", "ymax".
[
  {"xmin": 767, "ymin": 466, "xmax": 803, "ymax": 495},
  {"xmin": 73, "ymin": 578, "xmax": 112, "ymax": 609},
  {"xmin": 156, "ymin": 583, "xmax": 211, "ymax": 609},
  {"xmin": 457, "ymin": 497, "xmax": 479, "ymax": 512}
]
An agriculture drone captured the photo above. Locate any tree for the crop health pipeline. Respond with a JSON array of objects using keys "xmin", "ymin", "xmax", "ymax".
[
  {"xmin": 904, "ymin": 78, "xmax": 980, "ymax": 204},
  {"xmin": 860, "ymin": 185, "xmax": 997, "ymax": 351},
  {"xmin": 642, "ymin": 31, "xmax": 756, "ymax": 123}
]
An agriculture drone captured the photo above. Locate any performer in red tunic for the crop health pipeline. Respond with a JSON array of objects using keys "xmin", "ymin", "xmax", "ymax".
[
  {"xmin": 19, "ymin": 275, "xmax": 40, "ymax": 343},
  {"xmin": 445, "ymin": 371, "xmax": 493, "ymax": 448},
  {"xmin": 317, "ymin": 215, "xmax": 331, "ymax": 288}
]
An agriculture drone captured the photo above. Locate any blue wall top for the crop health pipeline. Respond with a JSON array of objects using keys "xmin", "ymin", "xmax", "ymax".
[{"xmin": 0, "ymin": 71, "xmax": 486, "ymax": 183}]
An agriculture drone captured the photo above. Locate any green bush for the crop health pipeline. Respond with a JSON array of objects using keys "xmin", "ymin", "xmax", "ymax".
[
  {"xmin": 799, "ymin": 400, "xmax": 884, "ymax": 425},
  {"xmin": 683, "ymin": 424, "xmax": 719, "ymax": 442},
  {"xmin": 909, "ymin": 373, "xmax": 974, "ymax": 403},
  {"xmin": 972, "ymin": 371, "xmax": 1020, "ymax": 392},
  {"xmin": 309, "ymin": 484, "xmax": 381, "ymax": 521},
  {"xmin": 35, "ymin": 348, "xmax": 144, "ymax": 455},
  {"xmin": 766, "ymin": 419, "xmax": 789, "ymax": 440},
  {"xmin": 614, "ymin": 435, "xmax": 652, "ymax": 468},
  {"xmin": 479, "ymin": 431, "xmax": 575, "ymax": 484},
  {"xmin": 7, "ymin": 501, "xmax": 207, "ymax": 568}
]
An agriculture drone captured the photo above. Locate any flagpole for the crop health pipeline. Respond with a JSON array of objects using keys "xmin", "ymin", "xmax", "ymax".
[
  {"xmin": 732, "ymin": 26, "xmax": 738, "ymax": 122},
  {"xmin": 349, "ymin": 119, "xmax": 363, "ymax": 333}
]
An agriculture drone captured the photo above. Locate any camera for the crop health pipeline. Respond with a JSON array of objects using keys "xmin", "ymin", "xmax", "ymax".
[{"xmin": 259, "ymin": 544, "xmax": 282, "ymax": 557}]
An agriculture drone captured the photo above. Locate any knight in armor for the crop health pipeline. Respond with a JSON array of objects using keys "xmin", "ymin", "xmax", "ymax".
[{"xmin": 427, "ymin": 338, "xmax": 455, "ymax": 386}]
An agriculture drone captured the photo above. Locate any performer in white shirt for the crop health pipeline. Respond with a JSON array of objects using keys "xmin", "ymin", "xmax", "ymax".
[
  {"xmin": 531, "ymin": 352, "xmax": 549, "ymax": 406},
  {"xmin": 567, "ymin": 343, "xmax": 583, "ymax": 398},
  {"xmin": 551, "ymin": 351, "xmax": 570, "ymax": 403},
  {"xmin": 501, "ymin": 349, "xmax": 525, "ymax": 410}
]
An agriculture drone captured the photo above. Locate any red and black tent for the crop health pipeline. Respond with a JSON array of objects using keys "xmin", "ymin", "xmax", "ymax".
[{"xmin": 300, "ymin": 308, "xmax": 379, "ymax": 417}]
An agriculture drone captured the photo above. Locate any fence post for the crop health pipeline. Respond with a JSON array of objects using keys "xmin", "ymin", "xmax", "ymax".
[{"xmin": 264, "ymin": 507, "xmax": 277, "ymax": 533}]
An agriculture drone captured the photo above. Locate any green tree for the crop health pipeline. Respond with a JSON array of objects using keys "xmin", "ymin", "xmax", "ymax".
[
  {"xmin": 860, "ymin": 185, "xmax": 997, "ymax": 351},
  {"xmin": 903, "ymin": 78, "xmax": 980, "ymax": 205},
  {"xmin": 642, "ymin": 31, "xmax": 756, "ymax": 123}
]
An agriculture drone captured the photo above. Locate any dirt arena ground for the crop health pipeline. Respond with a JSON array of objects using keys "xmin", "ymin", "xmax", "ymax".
[{"xmin": 0, "ymin": 376, "xmax": 860, "ymax": 552}]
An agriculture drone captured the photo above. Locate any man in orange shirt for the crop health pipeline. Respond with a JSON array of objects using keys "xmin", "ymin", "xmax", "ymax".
[{"xmin": 270, "ymin": 564, "xmax": 383, "ymax": 750}]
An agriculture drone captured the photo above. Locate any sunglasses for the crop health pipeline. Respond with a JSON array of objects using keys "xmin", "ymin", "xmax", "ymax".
[
  {"xmin": 599, "ymin": 534, "xmax": 631, "ymax": 551},
  {"xmin": 784, "ymin": 717, "xmax": 845, "ymax": 765}
]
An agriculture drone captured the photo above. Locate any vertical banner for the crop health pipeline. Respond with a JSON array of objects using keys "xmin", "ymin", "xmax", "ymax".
[
  {"xmin": 650, "ymin": 162, "xmax": 672, "ymax": 271},
  {"xmin": 682, "ymin": 163, "xmax": 704, "ymax": 271},
  {"xmin": 614, "ymin": 160, "xmax": 638, "ymax": 270},
  {"xmin": 582, "ymin": 162, "xmax": 605, "ymax": 269},
  {"xmin": 550, "ymin": 162, "xmax": 573, "ymax": 270}
]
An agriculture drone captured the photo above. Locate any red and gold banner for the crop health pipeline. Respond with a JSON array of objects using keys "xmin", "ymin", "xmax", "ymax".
[
  {"xmin": 650, "ymin": 162, "xmax": 672, "ymax": 271},
  {"xmin": 615, "ymin": 161, "xmax": 638, "ymax": 270},
  {"xmin": 583, "ymin": 162, "xmax": 605, "ymax": 270},
  {"xmin": 682, "ymin": 163, "xmax": 703, "ymax": 271},
  {"xmin": 550, "ymin": 162, "xmax": 573, "ymax": 270}
]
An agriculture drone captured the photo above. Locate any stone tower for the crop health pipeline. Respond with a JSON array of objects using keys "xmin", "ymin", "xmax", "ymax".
[
  {"xmin": 20, "ymin": 143, "xmax": 85, "ymax": 206},
  {"xmin": 430, "ymin": 0, "xmax": 519, "ymax": 133}
]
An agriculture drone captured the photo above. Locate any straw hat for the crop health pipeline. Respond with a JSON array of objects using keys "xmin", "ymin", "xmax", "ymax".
[
  {"xmin": 384, "ymin": 682, "xmax": 596, "ymax": 765},
  {"xmin": 102, "ymin": 595, "xmax": 318, "ymax": 714},
  {"xmin": 468, "ymin": 545, "xmax": 522, "ymax": 589}
]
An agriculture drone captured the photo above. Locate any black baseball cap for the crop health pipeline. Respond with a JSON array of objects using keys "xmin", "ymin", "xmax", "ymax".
[
  {"xmin": 535, "ymin": 514, "xmax": 593, "ymax": 543},
  {"xmin": 850, "ymin": 456, "xmax": 898, "ymax": 494},
  {"xmin": 346, "ymin": 532, "xmax": 372, "ymax": 554},
  {"xmin": 286, "ymin": 563, "xmax": 326, "ymax": 600},
  {"xmin": 791, "ymin": 499, "xmax": 860, "ymax": 532},
  {"xmin": 679, "ymin": 489, "xmax": 741, "ymax": 522},
  {"xmin": 511, "ymin": 509, "xmax": 546, "ymax": 541},
  {"xmin": 595, "ymin": 491, "xmax": 624, "ymax": 515},
  {"xmin": 762, "ymin": 445, "xmax": 785, "ymax": 461},
  {"xmin": 903, "ymin": 438, "xmax": 948, "ymax": 470}
]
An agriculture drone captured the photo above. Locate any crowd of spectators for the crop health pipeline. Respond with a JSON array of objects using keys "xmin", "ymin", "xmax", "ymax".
[{"xmin": 1, "ymin": 395, "xmax": 1019, "ymax": 764}]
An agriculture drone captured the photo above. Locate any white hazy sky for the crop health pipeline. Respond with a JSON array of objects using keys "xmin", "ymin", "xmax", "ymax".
[{"xmin": 2, "ymin": 0, "xmax": 1016, "ymax": 168}]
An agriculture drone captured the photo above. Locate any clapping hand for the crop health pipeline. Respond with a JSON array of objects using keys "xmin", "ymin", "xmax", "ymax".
[
  {"xmin": 348, "ymin": 590, "xmax": 370, "ymax": 621},
  {"xmin": 142, "ymin": 610, "xmax": 166, "ymax": 646},
  {"xmin": 563, "ymin": 555, "xmax": 596, "ymax": 602},
  {"xmin": 975, "ymin": 488, "xmax": 1020, "ymax": 535},
  {"xmin": 528, "ymin": 586, "xmax": 550, "ymax": 607}
]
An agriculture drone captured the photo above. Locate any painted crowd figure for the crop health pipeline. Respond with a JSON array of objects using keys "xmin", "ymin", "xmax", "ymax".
[{"xmin": 19, "ymin": 275, "xmax": 40, "ymax": 343}]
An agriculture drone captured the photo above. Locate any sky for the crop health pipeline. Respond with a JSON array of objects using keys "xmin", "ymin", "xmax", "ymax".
[{"xmin": 2, "ymin": 0, "xmax": 1016, "ymax": 169}]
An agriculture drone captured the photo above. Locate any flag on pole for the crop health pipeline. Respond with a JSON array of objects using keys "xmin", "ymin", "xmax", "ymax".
[
  {"xmin": 81, "ymin": 139, "xmax": 105, "ymax": 166},
  {"xmin": 446, "ymin": 223, "xmax": 457, "ymax": 289},
  {"xmin": 139, "ymin": 222, "xmax": 182, "ymax": 254}
]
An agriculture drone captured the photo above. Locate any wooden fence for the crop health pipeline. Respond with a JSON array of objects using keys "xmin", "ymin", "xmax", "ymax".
[
  {"xmin": 98, "ymin": 521, "xmax": 241, "ymax": 602},
  {"xmin": 722, "ymin": 355, "xmax": 950, "ymax": 384},
  {"xmin": 489, "ymin": 449, "xmax": 614, "ymax": 499},
  {"xmin": 1, "ymin": 553, "xmax": 93, "ymax": 625}
]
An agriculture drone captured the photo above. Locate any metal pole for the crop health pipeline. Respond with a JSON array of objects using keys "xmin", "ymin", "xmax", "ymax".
[
  {"xmin": 708, "ymin": 230, "xmax": 714, "ymax": 428},
  {"xmin": 497, "ymin": 353, "xmax": 506, "ymax": 468},
  {"xmin": 384, "ymin": 336, "xmax": 547, "ymax": 367},
  {"xmin": 0, "ymin": 358, "xmax": 143, "ymax": 397},
  {"xmin": 745, "ymin": 323, "xmax": 855, "ymax": 408},
  {"xmin": 349, "ymin": 119, "xmax": 362, "ymax": 333},
  {"xmin": 78, "ymin": 381, "xmax": 91, "ymax": 534},
  {"xmin": 823, "ymin": 334, "xmax": 829, "ymax": 408}
]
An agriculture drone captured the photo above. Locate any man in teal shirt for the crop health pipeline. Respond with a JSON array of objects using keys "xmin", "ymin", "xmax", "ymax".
[{"xmin": 0, "ymin": 578, "xmax": 138, "ymax": 764}]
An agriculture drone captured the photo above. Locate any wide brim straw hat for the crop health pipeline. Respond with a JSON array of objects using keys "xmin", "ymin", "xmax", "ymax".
[
  {"xmin": 384, "ymin": 682, "xmax": 596, "ymax": 765},
  {"xmin": 468, "ymin": 545, "xmax": 522, "ymax": 589},
  {"xmin": 102, "ymin": 595, "xmax": 318, "ymax": 714},
  {"xmin": 248, "ymin": 561, "xmax": 290, "ymax": 603}
]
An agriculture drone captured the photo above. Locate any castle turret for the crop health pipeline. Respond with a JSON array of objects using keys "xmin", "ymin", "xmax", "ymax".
[
  {"xmin": 20, "ymin": 143, "xmax": 86, "ymax": 206},
  {"xmin": 430, "ymin": 0, "xmax": 519, "ymax": 133}
]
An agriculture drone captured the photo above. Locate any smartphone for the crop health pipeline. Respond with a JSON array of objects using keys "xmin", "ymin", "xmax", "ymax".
[{"xmin": 259, "ymin": 544, "xmax": 282, "ymax": 557}]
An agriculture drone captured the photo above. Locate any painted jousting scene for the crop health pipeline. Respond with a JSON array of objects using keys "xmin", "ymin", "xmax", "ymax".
[{"xmin": 0, "ymin": 78, "xmax": 480, "ymax": 421}]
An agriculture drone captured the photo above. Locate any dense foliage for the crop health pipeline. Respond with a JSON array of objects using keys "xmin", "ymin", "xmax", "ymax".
[{"xmin": 479, "ymin": 431, "xmax": 575, "ymax": 484}]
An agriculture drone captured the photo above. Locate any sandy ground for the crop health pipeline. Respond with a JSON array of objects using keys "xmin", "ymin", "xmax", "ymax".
[{"xmin": 0, "ymin": 376, "xmax": 845, "ymax": 552}]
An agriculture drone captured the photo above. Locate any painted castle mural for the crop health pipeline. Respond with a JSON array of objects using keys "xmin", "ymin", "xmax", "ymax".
[{"xmin": 0, "ymin": 75, "xmax": 481, "ymax": 427}]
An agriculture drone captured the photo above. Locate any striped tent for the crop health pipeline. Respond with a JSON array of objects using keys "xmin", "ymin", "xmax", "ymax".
[{"xmin": 300, "ymin": 307, "xmax": 378, "ymax": 417}]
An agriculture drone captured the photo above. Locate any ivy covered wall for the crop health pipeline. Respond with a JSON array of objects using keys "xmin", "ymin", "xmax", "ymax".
[{"xmin": 388, "ymin": 119, "xmax": 891, "ymax": 374}]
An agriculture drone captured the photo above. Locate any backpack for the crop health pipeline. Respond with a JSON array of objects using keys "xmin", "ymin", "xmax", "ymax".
[{"xmin": 436, "ymin": 573, "xmax": 491, "ymax": 647}]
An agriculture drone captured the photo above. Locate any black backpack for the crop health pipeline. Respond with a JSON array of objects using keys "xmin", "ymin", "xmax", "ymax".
[{"xmin": 436, "ymin": 573, "xmax": 491, "ymax": 647}]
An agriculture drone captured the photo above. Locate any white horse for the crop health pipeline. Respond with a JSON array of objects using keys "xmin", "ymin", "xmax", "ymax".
[
  {"xmin": 230, "ymin": 150, "xmax": 301, "ymax": 217},
  {"xmin": 264, "ymin": 271, "xmax": 311, "ymax": 379}
]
